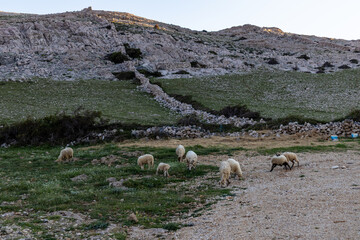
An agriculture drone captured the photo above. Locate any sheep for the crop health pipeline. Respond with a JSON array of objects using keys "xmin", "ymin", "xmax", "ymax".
[
  {"xmin": 185, "ymin": 150, "xmax": 198, "ymax": 170},
  {"xmin": 56, "ymin": 147, "xmax": 74, "ymax": 162},
  {"xmin": 176, "ymin": 145, "xmax": 185, "ymax": 162},
  {"xmin": 226, "ymin": 158, "xmax": 243, "ymax": 179},
  {"xmin": 219, "ymin": 161, "xmax": 231, "ymax": 187},
  {"xmin": 282, "ymin": 152, "xmax": 300, "ymax": 168},
  {"xmin": 270, "ymin": 154, "xmax": 291, "ymax": 172},
  {"xmin": 156, "ymin": 163, "xmax": 171, "ymax": 177},
  {"xmin": 137, "ymin": 154, "xmax": 154, "ymax": 170}
]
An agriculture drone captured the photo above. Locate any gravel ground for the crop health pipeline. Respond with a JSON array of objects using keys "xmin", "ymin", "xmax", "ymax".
[{"xmin": 128, "ymin": 151, "xmax": 360, "ymax": 239}]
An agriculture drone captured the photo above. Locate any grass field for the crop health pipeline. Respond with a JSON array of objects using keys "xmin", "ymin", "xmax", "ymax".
[
  {"xmin": 0, "ymin": 144, "xmax": 236, "ymax": 238},
  {"xmin": 0, "ymin": 79, "xmax": 179, "ymax": 125},
  {"xmin": 152, "ymin": 69, "xmax": 360, "ymax": 121}
]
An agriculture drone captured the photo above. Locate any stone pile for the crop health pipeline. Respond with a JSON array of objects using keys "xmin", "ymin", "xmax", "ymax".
[
  {"xmin": 275, "ymin": 119, "xmax": 360, "ymax": 137},
  {"xmin": 135, "ymin": 70, "xmax": 259, "ymax": 127},
  {"xmin": 131, "ymin": 126, "xmax": 211, "ymax": 139}
]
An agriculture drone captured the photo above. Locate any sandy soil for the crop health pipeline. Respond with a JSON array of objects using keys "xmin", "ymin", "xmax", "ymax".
[{"xmin": 125, "ymin": 137, "xmax": 360, "ymax": 240}]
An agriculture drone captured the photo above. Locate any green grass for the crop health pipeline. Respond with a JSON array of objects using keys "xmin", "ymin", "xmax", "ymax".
[
  {"xmin": 0, "ymin": 144, "xmax": 233, "ymax": 232},
  {"xmin": 151, "ymin": 69, "xmax": 360, "ymax": 121},
  {"xmin": 0, "ymin": 79, "xmax": 179, "ymax": 125}
]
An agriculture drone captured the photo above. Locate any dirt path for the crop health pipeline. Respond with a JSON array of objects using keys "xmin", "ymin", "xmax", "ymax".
[
  {"xmin": 121, "ymin": 134, "xmax": 340, "ymax": 149},
  {"xmin": 127, "ymin": 148, "xmax": 360, "ymax": 239}
]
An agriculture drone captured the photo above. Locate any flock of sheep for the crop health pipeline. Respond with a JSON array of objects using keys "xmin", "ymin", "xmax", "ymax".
[{"xmin": 55, "ymin": 146, "xmax": 300, "ymax": 188}]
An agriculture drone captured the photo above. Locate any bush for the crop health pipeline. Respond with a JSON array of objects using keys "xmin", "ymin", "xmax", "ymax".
[
  {"xmin": 338, "ymin": 64, "xmax": 351, "ymax": 69},
  {"xmin": 266, "ymin": 58, "xmax": 279, "ymax": 65},
  {"xmin": 106, "ymin": 52, "xmax": 129, "ymax": 64},
  {"xmin": 211, "ymin": 105, "xmax": 261, "ymax": 120},
  {"xmin": 124, "ymin": 43, "xmax": 142, "ymax": 59},
  {"xmin": 297, "ymin": 54, "xmax": 310, "ymax": 60},
  {"xmin": 0, "ymin": 108, "xmax": 107, "ymax": 146},
  {"xmin": 162, "ymin": 222, "xmax": 181, "ymax": 231}
]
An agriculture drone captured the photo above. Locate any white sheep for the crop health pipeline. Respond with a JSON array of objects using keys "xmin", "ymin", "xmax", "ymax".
[
  {"xmin": 176, "ymin": 145, "xmax": 185, "ymax": 162},
  {"xmin": 226, "ymin": 158, "xmax": 243, "ymax": 179},
  {"xmin": 282, "ymin": 152, "xmax": 300, "ymax": 168},
  {"xmin": 56, "ymin": 147, "xmax": 74, "ymax": 162},
  {"xmin": 137, "ymin": 154, "xmax": 154, "ymax": 170},
  {"xmin": 156, "ymin": 163, "xmax": 171, "ymax": 177},
  {"xmin": 219, "ymin": 161, "xmax": 231, "ymax": 187},
  {"xmin": 185, "ymin": 150, "xmax": 198, "ymax": 170},
  {"xmin": 270, "ymin": 154, "xmax": 291, "ymax": 172}
]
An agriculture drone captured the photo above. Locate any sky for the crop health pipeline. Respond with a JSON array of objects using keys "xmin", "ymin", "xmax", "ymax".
[{"xmin": 2, "ymin": 0, "xmax": 360, "ymax": 40}]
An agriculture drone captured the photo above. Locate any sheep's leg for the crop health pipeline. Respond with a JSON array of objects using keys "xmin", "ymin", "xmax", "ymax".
[
  {"xmin": 156, "ymin": 170, "xmax": 159, "ymax": 175},
  {"xmin": 270, "ymin": 164, "xmax": 277, "ymax": 172},
  {"xmin": 148, "ymin": 164, "xmax": 151, "ymax": 170},
  {"xmin": 291, "ymin": 161, "xmax": 295, "ymax": 169},
  {"xmin": 141, "ymin": 166, "xmax": 144, "ymax": 170},
  {"xmin": 284, "ymin": 162, "xmax": 291, "ymax": 170}
]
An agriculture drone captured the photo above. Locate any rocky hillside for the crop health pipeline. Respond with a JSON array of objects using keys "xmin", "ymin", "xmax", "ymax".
[{"xmin": 1, "ymin": 7, "xmax": 360, "ymax": 81}]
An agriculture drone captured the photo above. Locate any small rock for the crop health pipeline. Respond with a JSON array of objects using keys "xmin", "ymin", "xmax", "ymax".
[
  {"xmin": 331, "ymin": 166, "xmax": 339, "ymax": 169},
  {"xmin": 106, "ymin": 177, "xmax": 117, "ymax": 183},
  {"xmin": 71, "ymin": 174, "xmax": 88, "ymax": 182}
]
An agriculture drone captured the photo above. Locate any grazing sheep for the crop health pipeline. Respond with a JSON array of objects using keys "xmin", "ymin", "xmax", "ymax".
[
  {"xmin": 156, "ymin": 163, "xmax": 171, "ymax": 177},
  {"xmin": 219, "ymin": 161, "xmax": 231, "ymax": 187},
  {"xmin": 185, "ymin": 151, "xmax": 198, "ymax": 170},
  {"xmin": 226, "ymin": 158, "xmax": 243, "ymax": 179},
  {"xmin": 176, "ymin": 145, "xmax": 185, "ymax": 162},
  {"xmin": 270, "ymin": 154, "xmax": 291, "ymax": 172},
  {"xmin": 56, "ymin": 147, "xmax": 74, "ymax": 162},
  {"xmin": 137, "ymin": 154, "xmax": 154, "ymax": 170},
  {"xmin": 282, "ymin": 152, "xmax": 300, "ymax": 168}
]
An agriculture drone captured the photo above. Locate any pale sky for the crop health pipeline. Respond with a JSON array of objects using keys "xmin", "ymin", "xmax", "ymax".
[{"xmin": 2, "ymin": 0, "xmax": 360, "ymax": 40}]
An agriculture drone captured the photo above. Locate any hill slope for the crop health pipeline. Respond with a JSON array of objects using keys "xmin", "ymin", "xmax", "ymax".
[{"xmin": 1, "ymin": 7, "xmax": 360, "ymax": 81}]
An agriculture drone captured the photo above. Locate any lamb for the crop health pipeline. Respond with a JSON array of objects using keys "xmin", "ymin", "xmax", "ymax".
[
  {"xmin": 56, "ymin": 147, "xmax": 74, "ymax": 162},
  {"xmin": 270, "ymin": 154, "xmax": 291, "ymax": 172},
  {"xmin": 137, "ymin": 154, "xmax": 154, "ymax": 170},
  {"xmin": 156, "ymin": 163, "xmax": 171, "ymax": 177},
  {"xmin": 282, "ymin": 152, "xmax": 300, "ymax": 168},
  {"xmin": 185, "ymin": 150, "xmax": 197, "ymax": 170},
  {"xmin": 226, "ymin": 158, "xmax": 243, "ymax": 179},
  {"xmin": 176, "ymin": 145, "xmax": 185, "ymax": 162},
  {"xmin": 219, "ymin": 161, "xmax": 231, "ymax": 187}
]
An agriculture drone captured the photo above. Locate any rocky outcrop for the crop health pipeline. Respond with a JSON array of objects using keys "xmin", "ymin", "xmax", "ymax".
[
  {"xmin": 1, "ymin": 8, "xmax": 360, "ymax": 82},
  {"xmin": 275, "ymin": 119, "xmax": 360, "ymax": 137}
]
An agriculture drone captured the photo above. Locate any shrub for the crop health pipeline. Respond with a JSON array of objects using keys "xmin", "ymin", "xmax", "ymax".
[
  {"xmin": 297, "ymin": 54, "xmax": 310, "ymax": 60},
  {"xmin": 212, "ymin": 105, "xmax": 261, "ymax": 120},
  {"xmin": 322, "ymin": 62, "xmax": 334, "ymax": 68},
  {"xmin": 0, "ymin": 107, "xmax": 107, "ymax": 146},
  {"xmin": 338, "ymin": 64, "xmax": 351, "ymax": 69},
  {"xmin": 162, "ymin": 222, "xmax": 181, "ymax": 231},
  {"xmin": 350, "ymin": 59, "xmax": 359, "ymax": 64},
  {"xmin": 123, "ymin": 43, "xmax": 142, "ymax": 59},
  {"xmin": 107, "ymin": 52, "xmax": 129, "ymax": 64},
  {"xmin": 266, "ymin": 58, "xmax": 279, "ymax": 65}
]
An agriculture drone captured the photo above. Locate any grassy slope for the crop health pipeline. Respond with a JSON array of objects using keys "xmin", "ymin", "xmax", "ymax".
[
  {"xmin": 0, "ymin": 79, "xmax": 179, "ymax": 125},
  {"xmin": 152, "ymin": 69, "xmax": 360, "ymax": 121}
]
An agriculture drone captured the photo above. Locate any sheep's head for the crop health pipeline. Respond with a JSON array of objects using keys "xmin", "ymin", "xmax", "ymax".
[{"xmin": 187, "ymin": 160, "xmax": 195, "ymax": 170}]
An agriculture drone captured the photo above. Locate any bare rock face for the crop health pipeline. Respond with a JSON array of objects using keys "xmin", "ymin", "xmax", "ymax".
[{"xmin": 0, "ymin": 8, "xmax": 360, "ymax": 82}]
